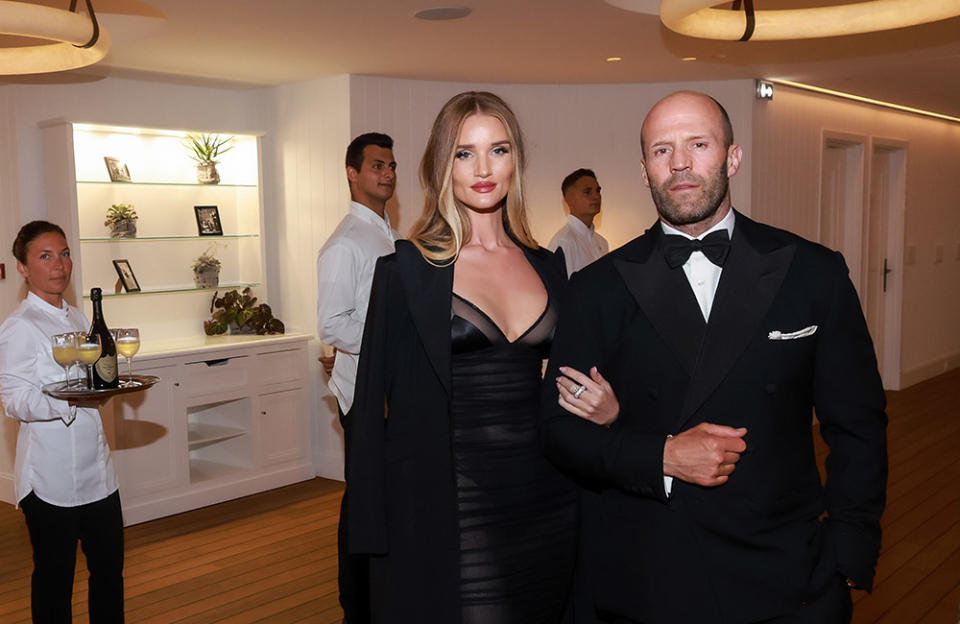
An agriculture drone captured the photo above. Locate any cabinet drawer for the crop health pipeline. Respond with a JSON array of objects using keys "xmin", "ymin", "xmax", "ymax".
[
  {"xmin": 255, "ymin": 348, "xmax": 305, "ymax": 386},
  {"xmin": 182, "ymin": 354, "xmax": 250, "ymax": 398}
]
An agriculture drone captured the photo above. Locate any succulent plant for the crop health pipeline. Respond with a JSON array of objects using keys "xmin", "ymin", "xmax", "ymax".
[
  {"xmin": 104, "ymin": 203, "xmax": 138, "ymax": 225},
  {"xmin": 191, "ymin": 249, "xmax": 222, "ymax": 273}
]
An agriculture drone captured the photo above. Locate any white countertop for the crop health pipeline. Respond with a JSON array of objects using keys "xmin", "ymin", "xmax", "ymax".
[{"xmin": 137, "ymin": 331, "xmax": 312, "ymax": 360}]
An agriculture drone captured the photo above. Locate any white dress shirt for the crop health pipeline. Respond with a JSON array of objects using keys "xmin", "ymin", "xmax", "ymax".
[
  {"xmin": 659, "ymin": 208, "xmax": 737, "ymax": 496},
  {"xmin": 547, "ymin": 215, "xmax": 610, "ymax": 277},
  {"xmin": 317, "ymin": 201, "xmax": 399, "ymax": 413},
  {"xmin": 0, "ymin": 292, "xmax": 119, "ymax": 506}
]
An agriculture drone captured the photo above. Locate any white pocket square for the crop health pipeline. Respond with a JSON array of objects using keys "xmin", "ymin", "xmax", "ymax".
[{"xmin": 768, "ymin": 325, "xmax": 818, "ymax": 340}]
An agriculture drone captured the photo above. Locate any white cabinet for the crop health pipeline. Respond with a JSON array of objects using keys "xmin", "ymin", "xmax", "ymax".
[
  {"xmin": 109, "ymin": 334, "xmax": 313, "ymax": 526},
  {"xmin": 111, "ymin": 359, "xmax": 185, "ymax": 501}
]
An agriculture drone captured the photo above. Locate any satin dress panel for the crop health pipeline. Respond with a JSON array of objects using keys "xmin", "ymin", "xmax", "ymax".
[{"xmin": 450, "ymin": 293, "xmax": 577, "ymax": 624}]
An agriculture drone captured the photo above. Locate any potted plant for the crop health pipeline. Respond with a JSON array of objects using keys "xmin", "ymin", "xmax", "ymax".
[
  {"xmin": 104, "ymin": 203, "xmax": 138, "ymax": 238},
  {"xmin": 204, "ymin": 288, "xmax": 285, "ymax": 335},
  {"xmin": 191, "ymin": 246, "xmax": 222, "ymax": 288},
  {"xmin": 183, "ymin": 133, "xmax": 233, "ymax": 184}
]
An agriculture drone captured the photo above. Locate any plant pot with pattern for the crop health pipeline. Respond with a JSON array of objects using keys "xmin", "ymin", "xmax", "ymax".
[
  {"xmin": 191, "ymin": 250, "xmax": 221, "ymax": 289},
  {"xmin": 184, "ymin": 134, "xmax": 233, "ymax": 185},
  {"xmin": 104, "ymin": 203, "xmax": 138, "ymax": 239}
]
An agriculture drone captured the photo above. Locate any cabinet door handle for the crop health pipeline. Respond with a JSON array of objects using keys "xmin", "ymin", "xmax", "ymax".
[
  {"xmin": 203, "ymin": 358, "xmax": 231, "ymax": 367},
  {"xmin": 173, "ymin": 382, "xmax": 180, "ymax": 387},
  {"xmin": 261, "ymin": 411, "xmax": 267, "ymax": 415}
]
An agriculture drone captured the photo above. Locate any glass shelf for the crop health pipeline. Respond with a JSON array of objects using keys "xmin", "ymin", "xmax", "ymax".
[
  {"xmin": 84, "ymin": 282, "xmax": 262, "ymax": 298},
  {"xmin": 77, "ymin": 180, "xmax": 257, "ymax": 188},
  {"xmin": 80, "ymin": 234, "xmax": 259, "ymax": 242}
]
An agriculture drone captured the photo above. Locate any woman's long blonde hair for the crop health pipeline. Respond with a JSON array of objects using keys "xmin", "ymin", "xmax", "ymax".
[{"xmin": 410, "ymin": 91, "xmax": 537, "ymax": 263}]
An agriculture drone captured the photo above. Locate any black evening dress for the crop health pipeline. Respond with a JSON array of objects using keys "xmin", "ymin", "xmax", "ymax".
[{"xmin": 450, "ymin": 292, "xmax": 578, "ymax": 624}]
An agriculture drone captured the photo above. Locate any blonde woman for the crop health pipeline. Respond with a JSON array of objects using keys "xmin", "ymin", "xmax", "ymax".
[{"xmin": 347, "ymin": 92, "xmax": 617, "ymax": 623}]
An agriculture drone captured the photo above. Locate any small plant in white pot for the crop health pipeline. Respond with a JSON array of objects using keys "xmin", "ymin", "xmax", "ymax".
[
  {"xmin": 184, "ymin": 133, "xmax": 233, "ymax": 184},
  {"xmin": 191, "ymin": 246, "xmax": 222, "ymax": 288},
  {"xmin": 104, "ymin": 203, "xmax": 138, "ymax": 238}
]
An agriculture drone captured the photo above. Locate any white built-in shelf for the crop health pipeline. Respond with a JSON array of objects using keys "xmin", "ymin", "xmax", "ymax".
[
  {"xmin": 188, "ymin": 459, "xmax": 246, "ymax": 483},
  {"xmin": 188, "ymin": 423, "xmax": 248, "ymax": 450}
]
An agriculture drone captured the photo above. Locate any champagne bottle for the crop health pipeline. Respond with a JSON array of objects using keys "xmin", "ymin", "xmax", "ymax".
[{"xmin": 89, "ymin": 288, "xmax": 119, "ymax": 389}]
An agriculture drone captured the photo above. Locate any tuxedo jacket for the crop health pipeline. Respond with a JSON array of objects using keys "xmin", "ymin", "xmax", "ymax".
[
  {"xmin": 347, "ymin": 239, "xmax": 569, "ymax": 623},
  {"xmin": 542, "ymin": 211, "xmax": 887, "ymax": 624}
]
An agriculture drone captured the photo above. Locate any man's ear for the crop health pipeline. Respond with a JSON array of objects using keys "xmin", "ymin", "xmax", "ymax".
[
  {"xmin": 639, "ymin": 160, "xmax": 651, "ymax": 189},
  {"xmin": 726, "ymin": 144, "xmax": 743, "ymax": 178},
  {"xmin": 346, "ymin": 166, "xmax": 359, "ymax": 184}
]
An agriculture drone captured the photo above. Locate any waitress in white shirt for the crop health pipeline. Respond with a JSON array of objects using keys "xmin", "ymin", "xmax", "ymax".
[{"xmin": 0, "ymin": 221, "xmax": 124, "ymax": 623}]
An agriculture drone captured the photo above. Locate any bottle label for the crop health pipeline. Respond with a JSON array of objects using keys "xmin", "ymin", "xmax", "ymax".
[{"xmin": 95, "ymin": 355, "xmax": 118, "ymax": 383}]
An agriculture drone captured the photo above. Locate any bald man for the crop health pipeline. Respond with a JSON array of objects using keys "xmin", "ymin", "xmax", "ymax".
[{"xmin": 543, "ymin": 91, "xmax": 887, "ymax": 623}]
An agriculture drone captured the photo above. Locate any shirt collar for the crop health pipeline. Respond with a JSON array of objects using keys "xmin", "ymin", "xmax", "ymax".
[
  {"xmin": 26, "ymin": 291, "xmax": 71, "ymax": 318},
  {"xmin": 350, "ymin": 201, "xmax": 393, "ymax": 235},
  {"xmin": 566, "ymin": 214, "xmax": 595, "ymax": 235},
  {"xmin": 660, "ymin": 207, "xmax": 736, "ymax": 241}
]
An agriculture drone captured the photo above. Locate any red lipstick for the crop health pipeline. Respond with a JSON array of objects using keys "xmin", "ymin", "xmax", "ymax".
[{"xmin": 471, "ymin": 182, "xmax": 496, "ymax": 192}]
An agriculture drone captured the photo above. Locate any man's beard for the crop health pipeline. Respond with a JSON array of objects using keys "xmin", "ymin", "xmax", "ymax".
[{"xmin": 649, "ymin": 164, "xmax": 728, "ymax": 227}]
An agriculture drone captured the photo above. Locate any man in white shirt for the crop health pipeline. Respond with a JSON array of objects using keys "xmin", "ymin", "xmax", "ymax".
[
  {"xmin": 547, "ymin": 168, "xmax": 609, "ymax": 276},
  {"xmin": 316, "ymin": 132, "xmax": 398, "ymax": 624}
]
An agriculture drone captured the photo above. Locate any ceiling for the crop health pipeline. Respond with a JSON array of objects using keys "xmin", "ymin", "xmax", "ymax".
[{"xmin": 5, "ymin": 0, "xmax": 960, "ymax": 118}]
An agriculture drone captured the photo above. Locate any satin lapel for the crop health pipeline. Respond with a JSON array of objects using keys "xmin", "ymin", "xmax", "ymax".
[
  {"xmin": 523, "ymin": 245, "xmax": 566, "ymax": 304},
  {"xmin": 678, "ymin": 216, "xmax": 796, "ymax": 422},
  {"xmin": 613, "ymin": 228, "xmax": 706, "ymax": 376},
  {"xmin": 396, "ymin": 243, "xmax": 453, "ymax": 397}
]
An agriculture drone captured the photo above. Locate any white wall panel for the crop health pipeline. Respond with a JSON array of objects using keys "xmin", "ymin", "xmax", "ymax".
[
  {"xmin": 0, "ymin": 86, "xmax": 21, "ymax": 500},
  {"xmin": 262, "ymin": 75, "xmax": 351, "ymax": 479},
  {"xmin": 752, "ymin": 87, "xmax": 960, "ymax": 384}
]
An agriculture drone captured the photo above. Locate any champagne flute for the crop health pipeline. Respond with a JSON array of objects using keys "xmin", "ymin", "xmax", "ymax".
[
  {"xmin": 116, "ymin": 328, "xmax": 140, "ymax": 385},
  {"xmin": 70, "ymin": 332, "xmax": 86, "ymax": 387},
  {"xmin": 76, "ymin": 333, "xmax": 102, "ymax": 389},
  {"xmin": 51, "ymin": 333, "xmax": 78, "ymax": 388}
]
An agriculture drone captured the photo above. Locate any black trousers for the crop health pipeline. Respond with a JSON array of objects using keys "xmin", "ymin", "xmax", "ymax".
[
  {"xmin": 596, "ymin": 575, "xmax": 852, "ymax": 624},
  {"xmin": 761, "ymin": 575, "xmax": 853, "ymax": 624},
  {"xmin": 339, "ymin": 407, "xmax": 371, "ymax": 624},
  {"xmin": 20, "ymin": 490, "xmax": 125, "ymax": 624}
]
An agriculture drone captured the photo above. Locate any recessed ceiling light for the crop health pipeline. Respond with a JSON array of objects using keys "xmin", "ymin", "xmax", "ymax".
[
  {"xmin": 606, "ymin": 57, "xmax": 622, "ymax": 62},
  {"xmin": 415, "ymin": 7, "xmax": 471, "ymax": 20},
  {"xmin": 682, "ymin": 57, "xmax": 697, "ymax": 61}
]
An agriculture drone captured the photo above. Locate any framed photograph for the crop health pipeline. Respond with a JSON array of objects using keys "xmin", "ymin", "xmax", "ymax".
[
  {"xmin": 194, "ymin": 205, "xmax": 223, "ymax": 236},
  {"xmin": 103, "ymin": 157, "xmax": 131, "ymax": 182},
  {"xmin": 112, "ymin": 259, "xmax": 141, "ymax": 293}
]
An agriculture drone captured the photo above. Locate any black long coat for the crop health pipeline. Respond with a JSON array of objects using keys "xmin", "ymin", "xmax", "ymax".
[
  {"xmin": 348, "ymin": 239, "xmax": 569, "ymax": 623},
  {"xmin": 542, "ymin": 211, "xmax": 888, "ymax": 623}
]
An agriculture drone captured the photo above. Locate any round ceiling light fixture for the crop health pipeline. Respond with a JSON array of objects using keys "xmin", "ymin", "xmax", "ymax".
[
  {"xmin": 606, "ymin": 0, "xmax": 960, "ymax": 41},
  {"xmin": 414, "ymin": 6, "xmax": 472, "ymax": 21},
  {"xmin": 0, "ymin": 0, "xmax": 111, "ymax": 75}
]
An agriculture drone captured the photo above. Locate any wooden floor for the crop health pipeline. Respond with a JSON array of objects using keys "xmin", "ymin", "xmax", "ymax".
[{"xmin": 0, "ymin": 368, "xmax": 958, "ymax": 623}]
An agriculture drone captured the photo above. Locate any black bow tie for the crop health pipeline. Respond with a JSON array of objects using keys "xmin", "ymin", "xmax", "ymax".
[{"xmin": 663, "ymin": 230, "xmax": 731, "ymax": 268}]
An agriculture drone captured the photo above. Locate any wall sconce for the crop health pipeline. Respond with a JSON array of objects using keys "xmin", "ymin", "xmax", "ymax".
[{"xmin": 756, "ymin": 80, "xmax": 774, "ymax": 101}]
